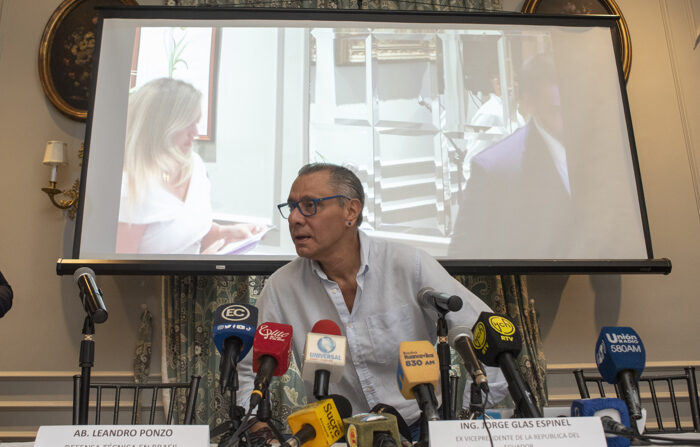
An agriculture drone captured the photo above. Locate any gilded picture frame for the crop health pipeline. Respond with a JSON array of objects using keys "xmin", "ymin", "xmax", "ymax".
[
  {"xmin": 38, "ymin": 0, "xmax": 138, "ymax": 121},
  {"xmin": 521, "ymin": 0, "xmax": 631, "ymax": 81}
]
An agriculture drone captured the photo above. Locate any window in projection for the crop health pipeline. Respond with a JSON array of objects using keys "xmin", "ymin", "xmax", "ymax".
[{"xmin": 76, "ymin": 14, "xmax": 649, "ymax": 264}]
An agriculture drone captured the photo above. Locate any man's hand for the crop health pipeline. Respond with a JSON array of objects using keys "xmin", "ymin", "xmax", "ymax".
[{"xmin": 249, "ymin": 421, "xmax": 280, "ymax": 446}]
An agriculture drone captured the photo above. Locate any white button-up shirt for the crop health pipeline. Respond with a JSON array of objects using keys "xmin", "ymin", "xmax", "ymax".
[{"xmin": 237, "ymin": 231, "xmax": 508, "ymax": 424}]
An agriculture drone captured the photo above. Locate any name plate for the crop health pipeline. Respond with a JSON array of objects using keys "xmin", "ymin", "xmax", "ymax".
[
  {"xmin": 429, "ymin": 417, "xmax": 607, "ymax": 447},
  {"xmin": 35, "ymin": 425, "xmax": 209, "ymax": 447}
]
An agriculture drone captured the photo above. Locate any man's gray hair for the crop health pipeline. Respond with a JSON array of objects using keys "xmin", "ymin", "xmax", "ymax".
[{"xmin": 297, "ymin": 163, "xmax": 365, "ymax": 226}]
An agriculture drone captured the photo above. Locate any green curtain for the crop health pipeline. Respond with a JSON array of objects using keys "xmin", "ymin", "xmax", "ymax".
[{"xmin": 160, "ymin": 0, "xmax": 549, "ymax": 430}]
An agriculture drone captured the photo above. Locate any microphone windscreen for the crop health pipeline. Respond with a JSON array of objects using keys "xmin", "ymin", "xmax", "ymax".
[
  {"xmin": 211, "ymin": 303, "xmax": 258, "ymax": 362},
  {"xmin": 311, "ymin": 319, "xmax": 342, "ymax": 336},
  {"xmin": 396, "ymin": 341, "xmax": 439, "ymax": 400},
  {"xmin": 329, "ymin": 394, "xmax": 353, "ymax": 419},
  {"xmin": 253, "ymin": 322, "xmax": 293, "ymax": 376},
  {"xmin": 344, "ymin": 413, "xmax": 401, "ymax": 447},
  {"xmin": 471, "ymin": 312, "xmax": 522, "ymax": 366},
  {"xmin": 595, "ymin": 327, "xmax": 645, "ymax": 384},
  {"xmin": 287, "ymin": 398, "xmax": 346, "ymax": 447},
  {"xmin": 571, "ymin": 398, "xmax": 631, "ymax": 447},
  {"xmin": 369, "ymin": 403, "xmax": 412, "ymax": 442},
  {"xmin": 302, "ymin": 332, "xmax": 347, "ymax": 383}
]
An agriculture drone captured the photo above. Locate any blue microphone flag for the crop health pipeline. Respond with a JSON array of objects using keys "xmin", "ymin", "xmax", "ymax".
[{"xmin": 595, "ymin": 327, "xmax": 645, "ymax": 384}]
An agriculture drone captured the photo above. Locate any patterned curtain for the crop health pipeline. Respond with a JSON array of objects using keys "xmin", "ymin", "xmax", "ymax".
[{"xmin": 160, "ymin": 0, "xmax": 549, "ymax": 431}]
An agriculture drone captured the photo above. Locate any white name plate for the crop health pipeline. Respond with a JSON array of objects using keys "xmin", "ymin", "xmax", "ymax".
[
  {"xmin": 35, "ymin": 425, "xmax": 210, "ymax": 447},
  {"xmin": 429, "ymin": 417, "xmax": 607, "ymax": 447}
]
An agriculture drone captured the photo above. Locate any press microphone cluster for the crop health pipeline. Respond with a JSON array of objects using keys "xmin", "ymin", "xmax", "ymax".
[
  {"xmin": 73, "ymin": 267, "xmax": 108, "ymax": 323},
  {"xmin": 212, "ymin": 303, "xmax": 258, "ymax": 393},
  {"xmin": 302, "ymin": 319, "xmax": 347, "ymax": 401}
]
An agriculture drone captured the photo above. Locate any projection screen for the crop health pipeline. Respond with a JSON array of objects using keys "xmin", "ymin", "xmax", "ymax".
[{"xmin": 60, "ymin": 8, "xmax": 669, "ymax": 275}]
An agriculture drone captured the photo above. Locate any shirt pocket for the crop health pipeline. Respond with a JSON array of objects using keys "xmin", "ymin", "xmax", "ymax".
[{"xmin": 366, "ymin": 304, "xmax": 419, "ymax": 365}]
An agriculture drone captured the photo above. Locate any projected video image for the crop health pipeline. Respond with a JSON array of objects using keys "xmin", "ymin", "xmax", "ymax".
[{"xmin": 79, "ymin": 17, "xmax": 647, "ymax": 261}]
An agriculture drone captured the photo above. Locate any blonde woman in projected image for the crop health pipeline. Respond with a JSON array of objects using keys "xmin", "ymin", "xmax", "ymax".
[{"xmin": 116, "ymin": 78, "xmax": 262, "ymax": 254}]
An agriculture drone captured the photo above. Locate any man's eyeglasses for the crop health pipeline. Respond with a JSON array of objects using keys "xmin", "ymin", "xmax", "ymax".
[{"xmin": 277, "ymin": 195, "xmax": 349, "ymax": 219}]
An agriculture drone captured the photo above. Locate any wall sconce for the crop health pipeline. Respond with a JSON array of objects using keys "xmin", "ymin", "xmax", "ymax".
[{"xmin": 41, "ymin": 140, "xmax": 80, "ymax": 219}]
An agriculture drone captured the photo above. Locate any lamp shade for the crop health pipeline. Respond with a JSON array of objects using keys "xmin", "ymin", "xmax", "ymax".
[{"xmin": 42, "ymin": 140, "xmax": 67, "ymax": 166}]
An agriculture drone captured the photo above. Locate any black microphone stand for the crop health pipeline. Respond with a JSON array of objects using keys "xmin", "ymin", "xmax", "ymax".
[
  {"xmin": 435, "ymin": 310, "xmax": 453, "ymax": 420},
  {"xmin": 415, "ymin": 416, "xmax": 430, "ymax": 447},
  {"xmin": 229, "ymin": 370, "xmax": 246, "ymax": 434},
  {"xmin": 256, "ymin": 388, "xmax": 286, "ymax": 445},
  {"xmin": 77, "ymin": 316, "xmax": 95, "ymax": 424},
  {"xmin": 468, "ymin": 382, "xmax": 484, "ymax": 419},
  {"xmin": 212, "ymin": 369, "xmax": 247, "ymax": 445}
]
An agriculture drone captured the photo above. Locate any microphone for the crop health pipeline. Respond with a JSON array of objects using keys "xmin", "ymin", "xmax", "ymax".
[
  {"xmin": 212, "ymin": 303, "xmax": 258, "ymax": 393},
  {"xmin": 369, "ymin": 403, "xmax": 412, "ymax": 443},
  {"xmin": 571, "ymin": 398, "xmax": 631, "ymax": 447},
  {"xmin": 73, "ymin": 267, "xmax": 108, "ymax": 323},
  {"xmin": 595, "ymin": 327, "xmax": 645, "ymax": 422},
  {"xmin": 471, "ymin": 312, "xmax": 542, "ymax": 418},
  {"xmin": 249, "ymin": 321, "xmax": 293, "ymax": 410},
  {"xmin": 417, "ymin": 287, "xmax": 463, "ymax": 313},
  {"xmin": 283, "ymin": 395, "xmax": 352, "ymax": 447},
  {"xmin": 344, "ymin": 413, "xmax": 401, "ymax": 447},
  {"xmin": 447, "ymin": 325, "xmax": 489, "ymax": 393},
  {"xmin": 396, "ymin": 340, "xmax": 440, "ymax": 421},
  {"xmin": 301, "ymin": 320, "xmax": 347, "ymax": 401}
]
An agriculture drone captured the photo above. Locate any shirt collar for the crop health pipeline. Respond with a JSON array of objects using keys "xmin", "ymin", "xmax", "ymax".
[{"xmin": 310, "ymin": 230, "xmax": 370, "ymax": 280}]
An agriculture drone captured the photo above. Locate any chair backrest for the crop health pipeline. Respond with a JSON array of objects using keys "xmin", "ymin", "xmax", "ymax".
[
  {"xmin": 573, "ymin": 367, "xmax": 700, "ymax": 433},
  {"xmin": 72, "ymin": 375, "xmax": 200, "ymax": 425}
]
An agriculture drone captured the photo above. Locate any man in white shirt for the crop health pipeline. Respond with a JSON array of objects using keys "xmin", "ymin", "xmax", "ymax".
[{"xmin": 237, "ymin": 163, "xmax": 508, "ymax": 439}]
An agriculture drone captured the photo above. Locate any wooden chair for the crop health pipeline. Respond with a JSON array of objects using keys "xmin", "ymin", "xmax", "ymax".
[{"xmin": 72, "ymin": 375, "xmax": 200, "ymax": 425}]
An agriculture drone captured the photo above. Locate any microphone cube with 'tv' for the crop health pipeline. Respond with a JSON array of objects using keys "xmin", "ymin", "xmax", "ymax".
[{"xmin": 471, "ymin": 312, "xmax": 522, "ymax": 366}]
